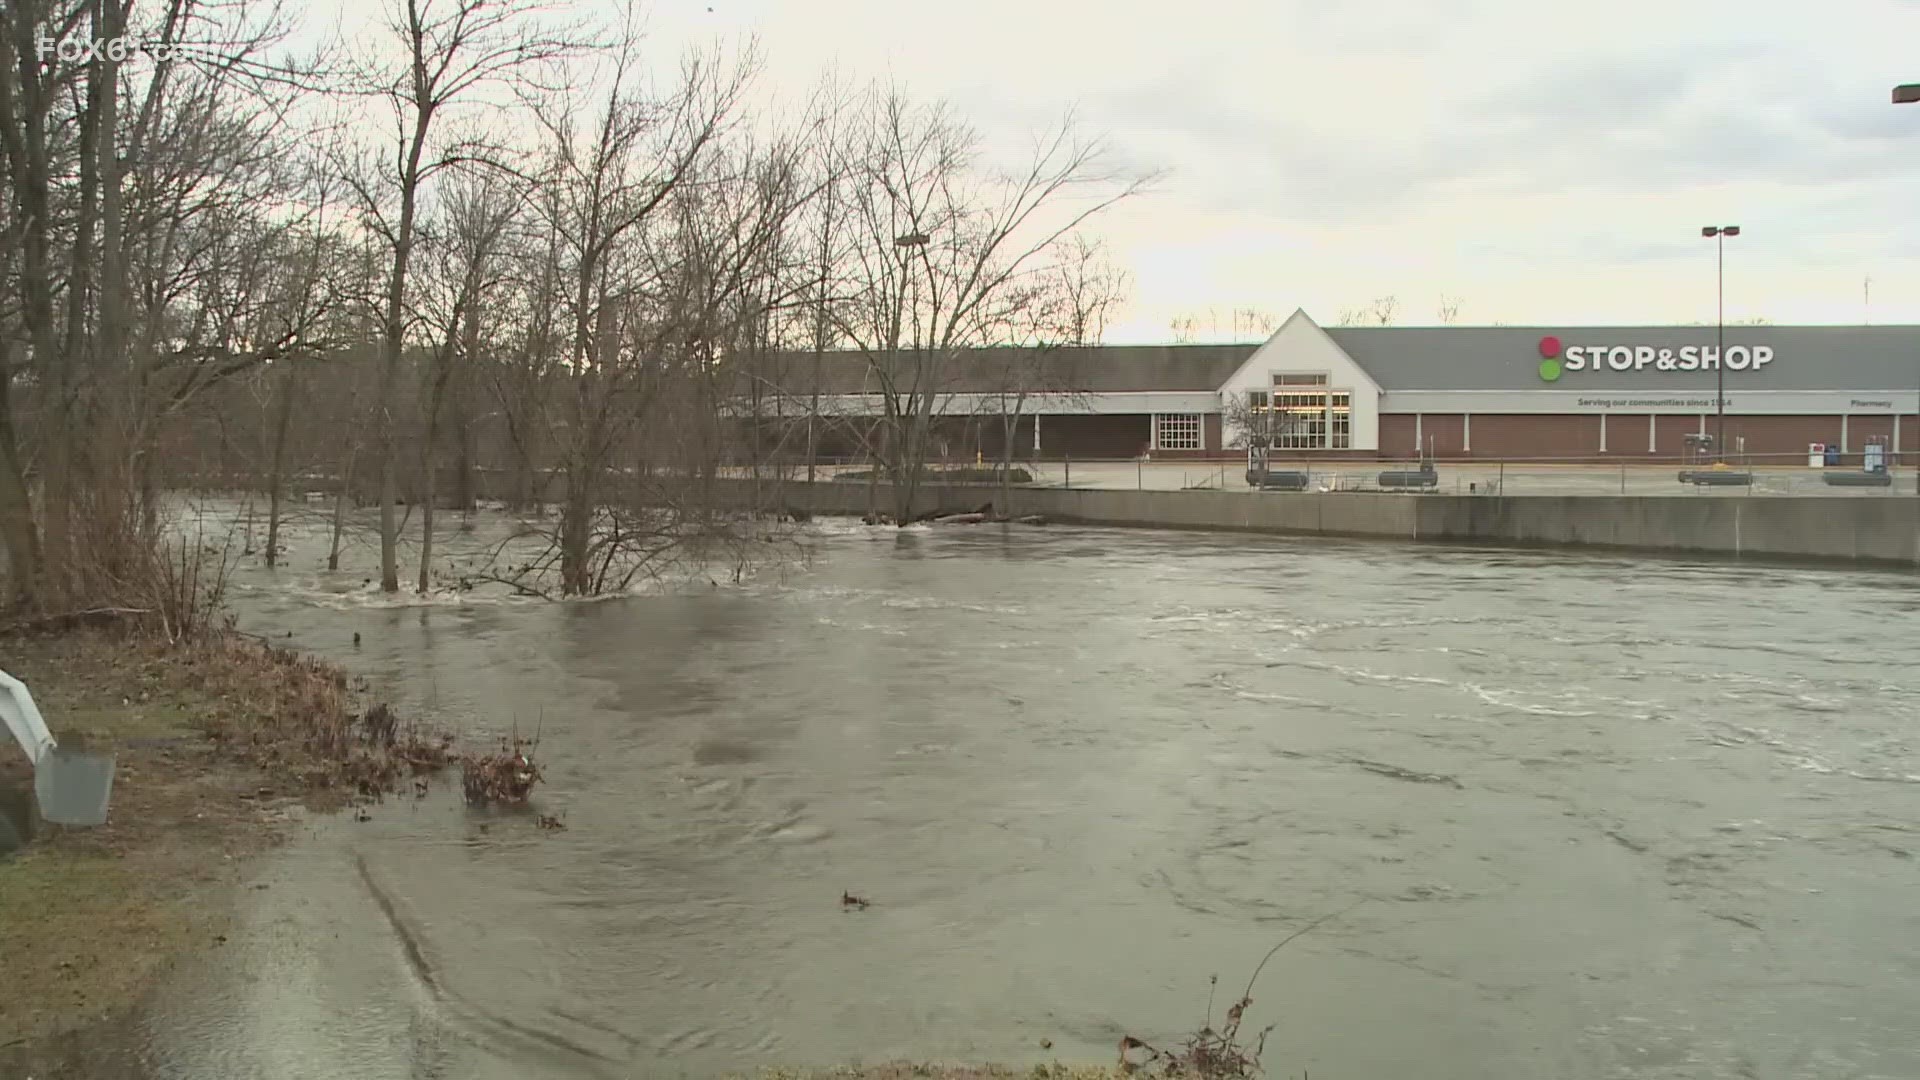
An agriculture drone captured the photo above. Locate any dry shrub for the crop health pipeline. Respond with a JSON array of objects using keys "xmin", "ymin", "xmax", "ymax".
[
  {"xmin": 459, "ymin": 736, "xmax": 542, "ymax": 806},
  {"xmin": 181, "ymin": 634, "xmax": 454, "ymax": 805},
  {"xmin": 1119, "ymin": 901, "xmax": 1368, "ymax": 1079},
  {"xmin": 4, "ymin": 497, "xmax": 459, "ymax": 808},
  {"xmin": 1118, "ymin": 984, "xmax": 1269, "ymax": 1080},
  {"xmin": 24, "ymin": 495, "xmax": 238, "ymax": 643}
]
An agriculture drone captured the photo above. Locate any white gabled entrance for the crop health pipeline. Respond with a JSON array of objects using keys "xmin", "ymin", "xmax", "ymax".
[{"xmin": 1216, "ymin": 309, "xmax": 1382, "ymax": 451}]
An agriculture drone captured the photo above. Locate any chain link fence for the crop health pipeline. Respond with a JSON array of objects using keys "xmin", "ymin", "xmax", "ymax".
[{"xmin": 737, "ymin": 450, "xmax": 1920, "ymax": 498}]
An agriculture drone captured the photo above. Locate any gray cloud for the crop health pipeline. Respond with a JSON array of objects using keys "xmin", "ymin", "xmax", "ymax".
[{"xmin": 1061, "ymin": 34, "xmax": 1920, "ymax": 234}]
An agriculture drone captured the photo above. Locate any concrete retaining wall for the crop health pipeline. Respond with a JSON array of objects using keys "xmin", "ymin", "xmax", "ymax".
[
  {"xmin": 1412, "ymin": 494, "xmax": 1920, "ymax": 565},
  {"xmin": 721, "ymin": 478, "xmax": 1920, "ymax": 567}
]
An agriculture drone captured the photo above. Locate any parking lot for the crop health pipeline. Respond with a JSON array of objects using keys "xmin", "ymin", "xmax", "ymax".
[
  {"xmin": 1024, "ymin": 459, "xmax": 1917, "ymax": 496},
  {"xmin": 785, "ymin": 455, "xmax": 1918, "ymax": 496},
  {"xmin": 793, "ymin": 460, "xmax": 1909, "ymax": 497}
]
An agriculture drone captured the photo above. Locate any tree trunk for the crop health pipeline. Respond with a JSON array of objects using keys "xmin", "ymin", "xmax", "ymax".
[
  {"xmin": 559, "ymin": 483, "xmax": 591, "ymax": 595},
  {"xmin": 417, "ymin": 363, "xmax": 449, "ymax": 594},
  {"xmin": 138, "ymin": 448, "xmax": 159, "ymax": 539},
  {"xmin": 376, "ymin": 384, "xmax": 402, "ymax": 590},
  {"xmin": 519, "ymin": 459, "xmax": 537, "ymax": 515},
  {"xmin": 0, "ymin": 364, "xmax": 41, "ymax": 609},
  {"xmin": 4, "ymin": 22, "xmax": 63, "ymax": 607},
  {"xmin": 1000, "ymin": 409, "xmax": 1017, "ymax": 521},
  {"xmin": 329, "ymin": 446, "xmax": 355, "ymax": 572},
  {"xmin": 865, "ymin": 423, "xmax": 881, "ymax": 522},
  {"xmin": 805, "ymin": 413, "xmax": 818, "ymax": 487},
  {"xmin": 378, "ymin": 109, "xmax": 432, "ymax": 593},
  {"xmin": 417, "ymin": 465, "xmax": 436, "ymax": 592},
  {"xmin": 452, "ymin": 391, "xmax": 475, "ymax": 515},
  {"xmin": 450, "ymin": 284, "xmax": 480, "ymax": 517},
  {"xmin": 263, "ymin": 365, "xmax": 298, "ymax": 568},
  {"xmin": 893, "ymin": 412, "xmax": 924, "ymax": 527}
]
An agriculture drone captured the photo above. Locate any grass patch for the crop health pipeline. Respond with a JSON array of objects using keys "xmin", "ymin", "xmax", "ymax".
[{"xmin": 0, "ymin": 627, "xmax": 447, "ymax": 1068}]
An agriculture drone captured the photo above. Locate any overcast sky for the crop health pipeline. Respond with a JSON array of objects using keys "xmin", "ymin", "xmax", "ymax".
[{"xmin": 327, "ymin": 0, "xmax": 1920, "ymax": 342}]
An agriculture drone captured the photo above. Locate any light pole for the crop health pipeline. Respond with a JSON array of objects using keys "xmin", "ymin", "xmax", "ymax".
[
  {"xmin": 1701, "ymin": 226, "xmax": 1740, "ymax": 462},
  {"xmin": 1893, "ymin": 85, "xmax": 1920, "ymax": 491}
]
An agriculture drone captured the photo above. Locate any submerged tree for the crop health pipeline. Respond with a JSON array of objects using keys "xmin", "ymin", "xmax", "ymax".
[{"xmin": 343, "ymin": 0, "xmax": 581, "ymax": 594}]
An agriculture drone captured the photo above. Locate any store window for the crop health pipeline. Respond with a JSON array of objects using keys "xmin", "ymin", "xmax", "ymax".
[
  {"xmin": 1260, "ymin": 374, "xmax": 1350, "ymax": 450},
  {"xmin": 1272, "ymin": 391, "xmax": 1327, "ymax": 450},
  {"xmin": 1154, "ymin": 413, "xmax": 1202, "ymax": 451}
]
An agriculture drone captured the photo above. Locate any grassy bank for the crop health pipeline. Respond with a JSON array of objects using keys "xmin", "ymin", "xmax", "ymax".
[{"xmin": 0, "ymin": 627, "xmax": 447, "ymax": 1071}]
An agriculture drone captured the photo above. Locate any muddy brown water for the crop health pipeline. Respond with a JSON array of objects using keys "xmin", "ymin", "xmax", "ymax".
[{"xmin": 107, "ymin": 506, "xmax": 1920, "ymax": 1077}]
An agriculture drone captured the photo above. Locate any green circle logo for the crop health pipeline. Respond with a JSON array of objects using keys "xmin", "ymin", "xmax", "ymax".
[{"xmin": 1538, "ymin": 358, "xmax": 1562, "ymax": 382}]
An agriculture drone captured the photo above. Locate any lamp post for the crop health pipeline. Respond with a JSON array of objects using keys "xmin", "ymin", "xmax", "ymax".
[
  {"xmin": 1701, "ymin": 225, "xmax": 1740, "ymax": 463},
  {"xmin": 891, "ymin": 230, "xmax": 930, "ymax": 473},
  {"xmin": 1893, "ymin": 85, "xmax": 1920, "ymax": 491}
]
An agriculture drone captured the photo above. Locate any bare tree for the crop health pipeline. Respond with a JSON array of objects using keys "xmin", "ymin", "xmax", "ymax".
[
  {"xmin": 1168, "ymin": 306, "xmax": 1274, "ymax": 343},
  {"xmin": 0, "ymin": 0, "xmax": 330, "ymax": 612},
  {"xmin": 978, "ymin": 233, "xmax": 1127, "ymax": 512},
  {"xmin": 769, "ymin": 75, "xmax": 859, "ymax": 488},
  {"xmin": 344, "ymin": 0, "xmax": 580, "ymax": 594},
  {"xmin": 1336, "ymin": 295, "xmax": 1399, "ymax": 327},
  {"xmin": 831, "ymin": 90, "xmax": 1151, "ymax": 525},
  {"xmin": 1436, "ymin": 294, "xmax": 1462, "ymax": 324},
  {"xmin": 500, "ymin": 37, "xmax": 764, "ymax": 595},
  {"xmin": 1233, "ymin": 307, "xmax": 1278, "ymax": 339},
  {"xmin": 414, "ymin": 174, "xmax": 516, "ymax": 592}
]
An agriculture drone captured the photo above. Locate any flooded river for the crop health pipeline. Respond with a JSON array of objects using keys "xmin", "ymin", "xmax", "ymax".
[{"xmin": 131, "ymin": 507, "xmax": 1920, "ymax": 1078}]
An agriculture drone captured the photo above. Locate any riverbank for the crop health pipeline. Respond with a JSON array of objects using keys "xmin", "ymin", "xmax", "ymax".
[
  {"xmin": 0, "ymin": 627, "xmax": 447, "ymax": 1075},
  {"xmin": 0, "ymin": 629, "xmax": 1144, "ymax": 1080}
]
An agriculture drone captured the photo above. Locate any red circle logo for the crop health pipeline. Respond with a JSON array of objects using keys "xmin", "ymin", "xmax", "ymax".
[{"xmin": 1538, "ymin": 335, "xmax": 1562, "ymax": 358}]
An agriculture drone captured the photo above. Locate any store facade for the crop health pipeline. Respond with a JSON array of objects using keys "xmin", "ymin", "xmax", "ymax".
[{"xmin": 773, "ymin": 310, "xmax": 1920, "ymax": 464}]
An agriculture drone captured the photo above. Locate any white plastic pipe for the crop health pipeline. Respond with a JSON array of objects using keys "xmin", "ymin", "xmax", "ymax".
[{"xmin": 0, "ymin": 668, "xmax": 56, "ymax": 767}]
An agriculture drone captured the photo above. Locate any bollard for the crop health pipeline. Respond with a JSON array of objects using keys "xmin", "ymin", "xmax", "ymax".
[
  {"xmin": 1137, "ymin": 458, "xmax": 1143, "ymax": 490},
  {"xmin": 1064, "ymin": 454, "xmax": 1071, "ymax": 489},
  {"xmin": 1620, "ymin": 461, "xmax": 1626, "ymax": 495}
]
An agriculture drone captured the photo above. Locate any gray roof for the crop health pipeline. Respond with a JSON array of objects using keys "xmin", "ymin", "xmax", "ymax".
[
  {"xmin": 1327, "ymin": 325, "xmax": 1920, "ymax": 391},
  {"xmin": 774, "ymin": 325, "xmax": 1920, "ymax": 396},
  {"xmin": 773, "ymin": 343, "xmax": 1252, "ymax": 394}
]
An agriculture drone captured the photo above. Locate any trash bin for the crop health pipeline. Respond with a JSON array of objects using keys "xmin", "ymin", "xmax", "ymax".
[{"xmin": 1824, "ymin": 444, "xmax": 1842, "ymax": 467}]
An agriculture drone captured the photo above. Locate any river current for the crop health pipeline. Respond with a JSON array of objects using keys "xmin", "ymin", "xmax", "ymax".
[{"xmin": 126, "ymin": 505, "xmax": 1920, "ymax": 1079}]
